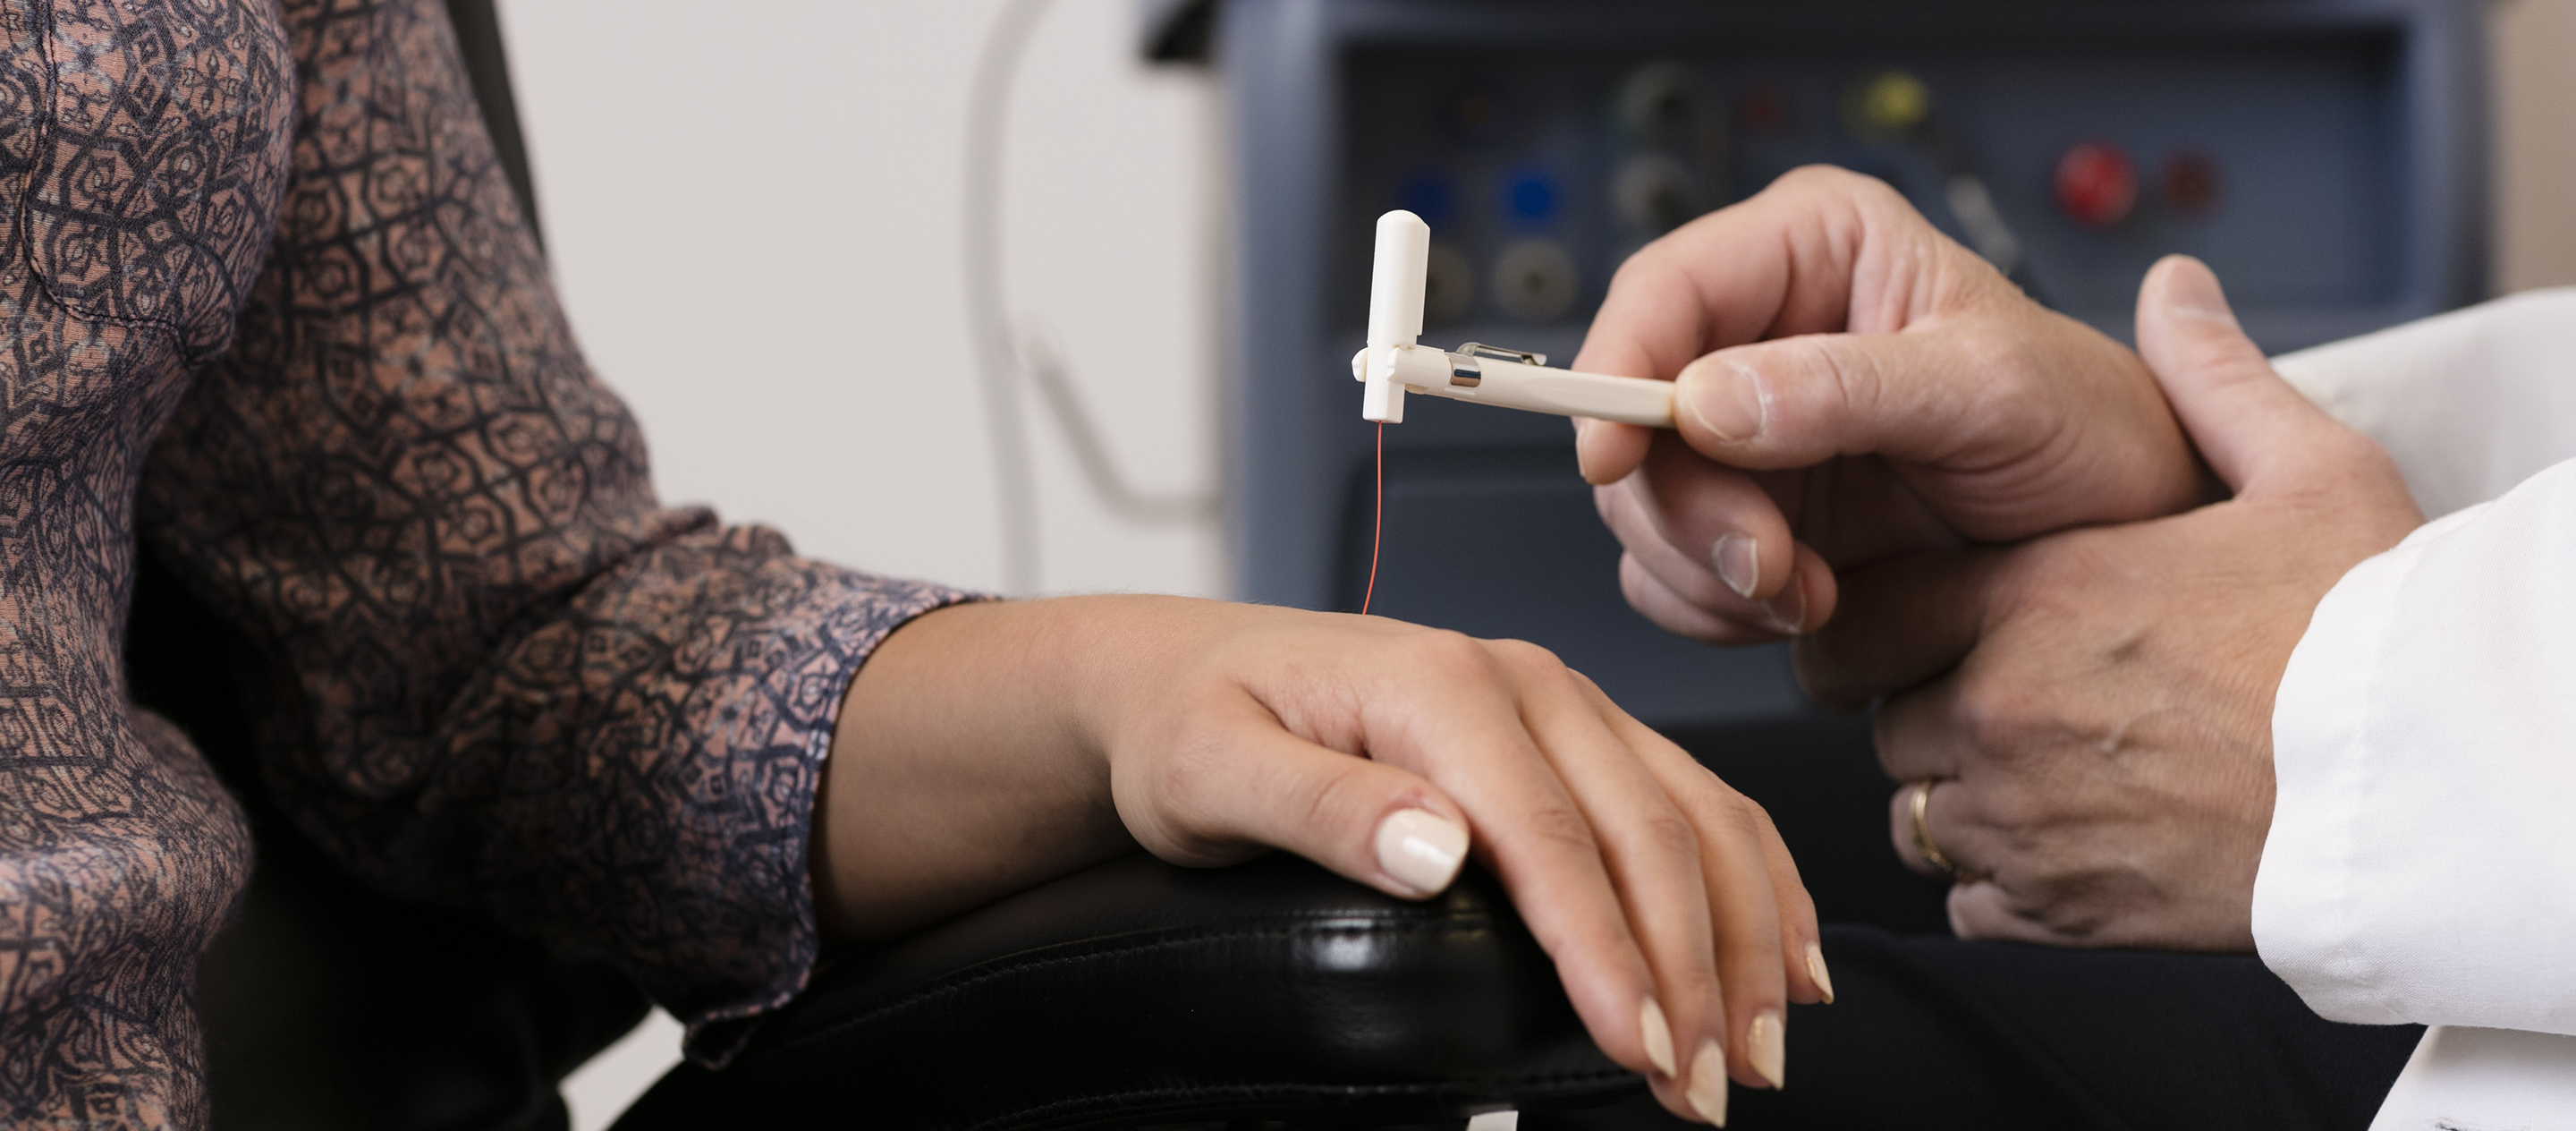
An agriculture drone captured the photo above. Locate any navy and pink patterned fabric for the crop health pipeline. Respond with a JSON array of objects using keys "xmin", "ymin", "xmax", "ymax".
[{"xmin": 1, "ymin": 1, "xmax": 966, "ymax": 1123}]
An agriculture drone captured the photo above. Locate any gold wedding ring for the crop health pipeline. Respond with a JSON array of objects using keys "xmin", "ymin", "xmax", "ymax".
[{"xmin": 1909, "ymin": 778, "xmax": 1963, "ymax": 881}]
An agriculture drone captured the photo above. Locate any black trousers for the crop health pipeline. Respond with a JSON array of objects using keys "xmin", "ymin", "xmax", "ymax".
[
  {"xmin": 1535, "ymin": 926, "xmax": 2419, "ymax": 1130},
  {"xmin": 1532, "ymin": 718, "xmax": 2428, "ymax": 1131}
]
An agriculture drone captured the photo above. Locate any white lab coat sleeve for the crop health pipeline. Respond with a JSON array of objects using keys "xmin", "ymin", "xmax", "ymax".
[
  {"xmin": 2272, "ymin": 287, "xmax": 2576, "ymax": 518},
  {"xmin": 2256, "ymin": 457, "xmax": 2576, "ymax": 1034}
]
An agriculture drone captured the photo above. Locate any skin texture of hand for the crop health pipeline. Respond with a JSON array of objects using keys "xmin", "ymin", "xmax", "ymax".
[
  {"xmin": 812, "ymin": 597, "xmax": 1831, "ymax": 1120},
  {"xmin": 1573, "ymin": 166, "xmax": 2206, "ymax": 645},
  {"xmin": 1801, "ymin": 258, "xmax": 2424, "ymax": 948}
]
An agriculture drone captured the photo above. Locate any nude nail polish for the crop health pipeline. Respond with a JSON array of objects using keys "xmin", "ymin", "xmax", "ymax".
[
  {"xmin": 1639, "ymin": 999, "xmax": 1677, "ymax": 1077},
  {"xmin": 1711, "ymin": 533, "xmax": 1758, "ymax": 599},
  {"xmin": 1688, "ymin": 1038, "xmax": 1729, "ymax": 1125},
  {"xmin": 1805, "ymin": 942, "xmax": 1836, "ymax": 1005},
  {"xmin": 1373, "ymin": 809, "xmax": 1467, "ymax": 897},
  {"xmin": 1748, "ymin": 1010, "xmax": 1786, "ymax": 1090}
]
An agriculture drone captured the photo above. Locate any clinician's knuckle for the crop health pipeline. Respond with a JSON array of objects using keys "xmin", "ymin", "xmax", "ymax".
[
  {"xmin": 1782, "ymin": 163, "xmax": 1899, "ymax": 208},
  {"xmin": 1951, "ymin": 669, "xmax": 2044, "ymax": 755},
  {"xmin": 1771, "ymin": 163, "xmax": 1848, "ymax": 196},
  {"xmin": 1974, "ymin": 778, "xmax": 2052, "ymax": 837}
]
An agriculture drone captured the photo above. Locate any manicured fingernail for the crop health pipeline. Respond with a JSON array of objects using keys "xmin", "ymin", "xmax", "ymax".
[
  {"xmin": 1639, "ymin": 999, "xmax": 1678, "ymax": 1077},
  {"xmin": 1805, "ymin": 942, "xmax": 1835, "ymax": 1005},
  {"xmin": 1748, "ymin": 1010, "xmax": 1786, "ymax": 1090},
  {"xmin": 1688, "ymin": 1038, "xmax": 1729, "ymax": 1125},
  {"xmin": 1678, "ymin": 358, "xmax": 1767, "ymax": 443},
  {"xmin": 1761, "ymin": 576, "xmax": 1807, "ymax": 635},
  {"xmin": 1711, "ymin": 533, "xmax": 1758, "ymax": 599},
  {"xmin": 1373, "ymin": 809, "xmax": 1467, "ymax": 897}
]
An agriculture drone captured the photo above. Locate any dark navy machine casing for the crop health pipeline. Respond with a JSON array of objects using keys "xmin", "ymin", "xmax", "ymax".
[{"xmin": 1219, "ymin": 0, "xmax": 2487, "ymax": 727}]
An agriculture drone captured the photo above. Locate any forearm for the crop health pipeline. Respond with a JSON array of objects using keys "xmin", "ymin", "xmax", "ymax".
[{"xmin": 815, "ymin": 597, "xmax": 1157, "ymax": 940}]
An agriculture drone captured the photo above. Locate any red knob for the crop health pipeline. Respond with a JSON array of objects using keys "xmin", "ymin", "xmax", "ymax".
[{"xmin": 2054, "ymin": 141, "xmax": 2137, "ymax": 228}]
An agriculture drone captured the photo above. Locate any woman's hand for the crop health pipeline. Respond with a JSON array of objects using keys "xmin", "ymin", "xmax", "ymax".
[
  {"xmin": 816, "ymin": 598, "xmax": 1828, "ymax": 1122},
  {"xmin": 1575, "ymin": 166, "xmax": 2206, "ymax": 651}
]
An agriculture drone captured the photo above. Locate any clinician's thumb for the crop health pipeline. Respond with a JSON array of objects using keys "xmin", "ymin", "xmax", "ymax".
[{"xmin": 2134, "ymin": 256, "xmax": 2349, "ymax": 495}]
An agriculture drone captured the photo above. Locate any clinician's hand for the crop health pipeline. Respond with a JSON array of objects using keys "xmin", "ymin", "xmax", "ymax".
[
  {"xmin": 1802, "ymin": 257, "xmax": 2421, "ymax": 948},
  {"xmin": 814, "ymin": 599, "xmax": 1828, "ymax": 1122},
  {"xmin": 1573, "ymin": 166, "xmax": 2206, "ymax": 645}
]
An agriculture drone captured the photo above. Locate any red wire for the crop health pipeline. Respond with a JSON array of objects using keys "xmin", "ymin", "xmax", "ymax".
[{"xmin": 1360, "ymin": 421, "xmax": 1384, "ymax": 617}]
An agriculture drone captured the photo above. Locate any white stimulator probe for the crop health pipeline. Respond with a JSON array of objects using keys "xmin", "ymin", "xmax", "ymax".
[{"xmin": 1352, "ymin": 209, "xmax": 1676, "ymax": 429}]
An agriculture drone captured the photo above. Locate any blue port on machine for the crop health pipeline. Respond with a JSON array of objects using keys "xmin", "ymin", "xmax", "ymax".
[{"xmin": 1222, "ymin": 0, "xmax": 2487, "ymax": 729}]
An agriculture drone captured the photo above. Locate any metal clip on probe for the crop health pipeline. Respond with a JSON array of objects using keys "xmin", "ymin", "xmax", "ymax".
[{"xmin": 1352, "ymin": 210, "xmax": 1676, "ymax": 429}]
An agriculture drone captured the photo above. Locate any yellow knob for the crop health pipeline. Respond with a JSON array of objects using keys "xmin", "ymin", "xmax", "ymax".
[{"xmin": 1858, "ymin": 71, "xmax": 1930, "ymax": 132}]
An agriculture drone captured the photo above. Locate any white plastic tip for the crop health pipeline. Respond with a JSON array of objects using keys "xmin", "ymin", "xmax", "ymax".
[{"xmin": 1367, "ymin": 209, "xmax": 1432, "ymax": 351}]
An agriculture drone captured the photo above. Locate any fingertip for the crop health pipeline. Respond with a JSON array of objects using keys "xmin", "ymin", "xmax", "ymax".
[
  {"xmin": 1695, "ymin": 506, "xmax": 1797, "ymax": 605},
  {"xmin": 1640, "ymin": 998, "xmax": 1680, "ymax": 1077},
  {"xmin": 1688, "ymin": 1038, "xmax": 1731, "ymax": 1124},
  {"xmin": 1763, "ymin": 545, "xmax": 1838, "ymax": 636},
  {"xmin": 1947, "ymin": 881, "xmax": 2006, "ymax": 940},
  {"xmin": 1560, "ymin": 959, "xmax": 1671, "ymax": 1085},
  {"xmin": 1671, "ymin": 353, "xmax": 1770, "ymax": 453},
  {"xmin": 1371, "ymin": 806, "xmax": 1470, "ymax": 897},
  {"xmin": 1745, "ymin": 1010, "xmax": 1786, "ymax": 1091},
  {"xmin": 1801, "ymin": 940, "xmax": 1835, "ymax": 1005},
  {"xmin": 2133, "ymin": 256, "xmax": 2354, "ymax": 493},
  {"xmin": 1618, "ymin": 551, "xmax": 1788, "ymax": 646},
  {"xmin": 2136, "ymin": 255, "xmax": 2257, "ymax": 383},
  {"xmin": 1944, "ymin": 881, "xmax": 2055, "ymax": 945},
  {"xmin": 1579, "ymin": 421, "xmax": 1653, "ymax": 485},
  {"xmin": 1631, "ymin": 436, "xmax": 1797, "ymax": 591},
  {"xmin": 2145, "ymin": 254, "xmax": 2233, "ymax": 326}
]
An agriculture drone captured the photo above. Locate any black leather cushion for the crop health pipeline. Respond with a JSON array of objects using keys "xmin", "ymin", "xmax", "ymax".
[{"xmin": 613, "ymin": 852, "xmax": 1644, "ymax": 1130}]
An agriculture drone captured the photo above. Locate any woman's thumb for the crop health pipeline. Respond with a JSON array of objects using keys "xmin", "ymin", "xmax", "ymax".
[
  {"xmin": 1122, "ymin": 717, "xmax": 1471, "ymax": 901},
  {"xmin": 2133, "ymin": 255, "xmax": 2342, "ymax": 494}
]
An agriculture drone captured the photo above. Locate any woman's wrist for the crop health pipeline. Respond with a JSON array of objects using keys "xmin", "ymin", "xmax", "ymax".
[{"xmin": 813, "ymin": 596, "xmax": 1154, "ymax": 940}]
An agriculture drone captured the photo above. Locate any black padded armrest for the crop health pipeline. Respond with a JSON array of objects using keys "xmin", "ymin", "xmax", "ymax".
[{"xmin": 613, "ymin": 852, "xmax": 1640, "ymax": 1130}]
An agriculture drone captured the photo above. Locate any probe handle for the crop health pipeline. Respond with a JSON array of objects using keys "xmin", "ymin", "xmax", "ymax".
[
  {"xmin": 1350, "ymin": 344, "xmax": 1677, "ymax": 429},
  {"xmin": 1435, "ymin": 354, "xmax": 1674, "ymax": 428}
]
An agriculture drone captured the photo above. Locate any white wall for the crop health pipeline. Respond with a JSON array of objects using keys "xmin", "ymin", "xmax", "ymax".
[
  {"xmin": 495, "ymin": 2, "xmax": 1221, "ymax": 1123},
  {"xmin": 500, "ymin": 0, "xmax": 1223, "ymax": 603}
]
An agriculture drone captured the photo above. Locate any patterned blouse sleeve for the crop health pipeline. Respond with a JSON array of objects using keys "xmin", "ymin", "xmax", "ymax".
[{"xmin": 134, "ymin": 0, "xmax": 977, "ymax": 1065}]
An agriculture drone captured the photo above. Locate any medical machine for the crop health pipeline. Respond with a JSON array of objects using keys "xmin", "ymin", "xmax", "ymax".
[{"xmin": 1216, "ymin": 0, "xmax": 2489, "ymax": 727}]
